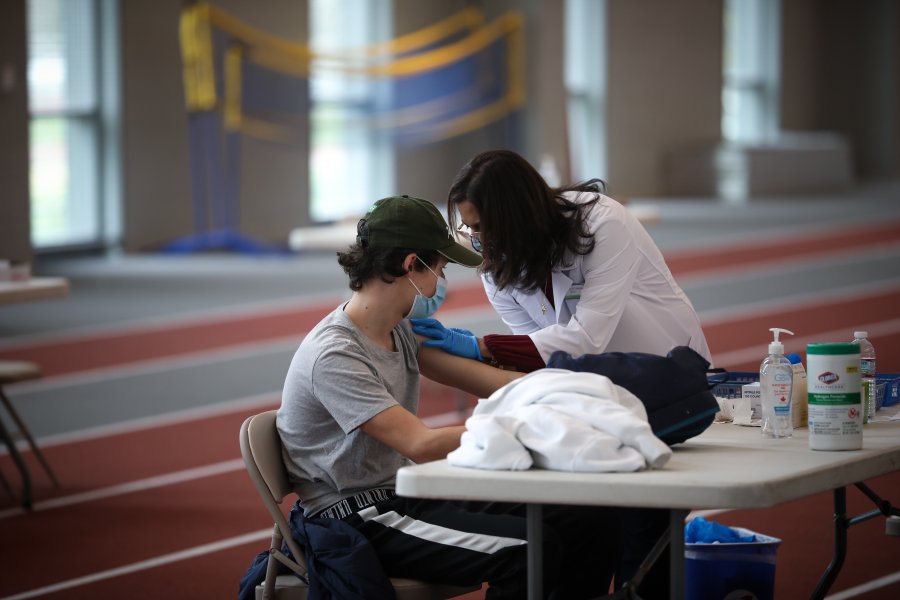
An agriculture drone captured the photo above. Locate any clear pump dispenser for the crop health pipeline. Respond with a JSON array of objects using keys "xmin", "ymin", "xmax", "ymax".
[{"xmin": 760, "ymin": 328, "xmax": 794, "ymax": 438}]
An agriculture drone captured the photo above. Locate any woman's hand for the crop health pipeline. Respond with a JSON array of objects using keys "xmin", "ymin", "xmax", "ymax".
[{"xmin": 410, "ymin": 317, "xmax": 483, "ymax": 360}]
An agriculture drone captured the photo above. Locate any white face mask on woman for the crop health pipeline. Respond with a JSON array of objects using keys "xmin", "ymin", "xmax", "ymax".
[{"xmin": 406, "ymin": 257, "xmax": 447, "ymax": 319}]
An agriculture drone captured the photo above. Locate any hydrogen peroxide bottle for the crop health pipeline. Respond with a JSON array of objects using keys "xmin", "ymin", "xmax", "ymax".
[
  {"xmin": 851, "ymin": 331, "xmax": 877, "ymax": 422},
  {"xmin": 760, "ymin": 328, "xmax": 795, "ymax": 438}
]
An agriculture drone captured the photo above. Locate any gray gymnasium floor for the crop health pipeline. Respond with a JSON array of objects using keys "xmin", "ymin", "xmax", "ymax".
[
  {"xmin": 4, "ymin": 180, "xmax": 899, "ymax": 339},
  {"xmin": 1, "ymin": 181, "xmax": 899, "ymax": 441}
]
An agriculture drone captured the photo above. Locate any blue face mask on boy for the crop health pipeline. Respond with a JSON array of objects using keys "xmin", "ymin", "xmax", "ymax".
[{"xmin": 406, "ymin": 257, "xmax": 447, "ymax": 319}]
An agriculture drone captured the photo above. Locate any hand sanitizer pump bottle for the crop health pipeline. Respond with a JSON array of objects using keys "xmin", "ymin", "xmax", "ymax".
[{"xmin": 761, "ymin": 328, "xmax": 795, "ymax": 438}]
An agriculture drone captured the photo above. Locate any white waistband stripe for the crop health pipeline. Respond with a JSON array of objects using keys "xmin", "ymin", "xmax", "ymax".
[{"xmin": 357, "ymin": 507, "xmax": 527, "ymax": 555}]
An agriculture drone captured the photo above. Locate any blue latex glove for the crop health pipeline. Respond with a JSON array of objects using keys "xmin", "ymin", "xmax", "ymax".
[
  {"xmin": 410, "ymin": 318, "xmax": 482, "ymax": 361},
  {"xmin": 685, "ymin": 517, "xmax": 756, "ymax": 544}
]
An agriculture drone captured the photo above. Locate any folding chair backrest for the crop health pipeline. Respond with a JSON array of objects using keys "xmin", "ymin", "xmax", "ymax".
[
  {"xmin": 242, "ymin": 410, "xmax": 293, "ymax": 502},
  {"xmin": 239, "ymin": 410, "xmax": 308, "ymax": 576}
]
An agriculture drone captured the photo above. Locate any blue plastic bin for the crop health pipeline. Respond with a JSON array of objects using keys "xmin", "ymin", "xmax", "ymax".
[
  {"xmin": 710, "ymin": 372, "xmax": 900, "ymax": 408},
  {"xmin": 685, "ymin": 526, "xmax": 781, "ymax": 600},
  {"xmin": 876, "ymin": 374, "xmax": 900, "ymax": 407}
]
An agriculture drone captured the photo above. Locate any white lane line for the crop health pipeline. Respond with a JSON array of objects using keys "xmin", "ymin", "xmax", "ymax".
[
  {"xmin": 698, "ymin": 278, "xmax": 900, "ymax": 325},
  {"xmin": 0, "ymin": 281, "xmax": 482, "ymax": 351},
  {"xmin": 33, "ymin": 391, "xmax": 282, "ymax": 449},
  {"xmin": 0, "ymin": 459, "xmax": 245, "ymax": 521},
  {"xmin": 712, "ymin": 317, "xmax": 900, "ymax": 367},
  {"xmin": 0, "ymin": 289, "xmax": 347, "ymax": 351},
  {"xmin": 677, "ymin": 239, "xmax": 900, "ymax": 285},
  {"xmin": 824, "ymin": 570, "xmax": 900, "ymax": 599},
  {"xmin": 9, "ymin": 276, "xmax": 898, "ymax": 394},
  {"xmin": 0, "ymin": 528, "xmax": 272, "ymax": 600},
  {"xmin": 0, "ymin": 408, "xmax": 470, "ymax": 518},
  {"xmin": 6, "ymin": 336, "xmax": 302, "ymax": 393}
]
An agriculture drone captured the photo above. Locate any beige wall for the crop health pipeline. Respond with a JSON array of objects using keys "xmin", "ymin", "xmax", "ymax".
[
  {"xmin": 120, "ymin": 1, "xmax": 192, "ymax": 251},
  {"xmin": 780, "ymin": 0, "xmax": 819, "ymax": 132},
  {"xmin": 0, "ymin": 0, "xmax": 32, "ymax": 262},
  {"xmin": 781, "ymin": 0, "xmax": 899, "ymax": 179},
  {"xmin": 3, "ymin": 0, "xmax": 897, "ymax": 258},
  {"xmin": 606, "ymin": 0, "xmax": 723, "ymax": 199}
]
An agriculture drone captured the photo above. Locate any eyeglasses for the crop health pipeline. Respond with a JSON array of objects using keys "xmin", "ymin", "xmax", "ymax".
[{"xmin": 456, "ymin": 224, "xmax": 483, "ymax": 254}]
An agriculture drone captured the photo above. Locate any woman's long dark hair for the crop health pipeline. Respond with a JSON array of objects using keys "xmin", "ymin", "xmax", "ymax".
[{"xmin": 447, "ymin": 149, "xmax": 604, "ymax": 291}]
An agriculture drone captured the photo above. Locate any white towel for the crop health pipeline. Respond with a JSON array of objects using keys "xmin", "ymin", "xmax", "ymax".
[{"xmin": 447, "ymin": 369, "xmax": 672, "ymax": 472}]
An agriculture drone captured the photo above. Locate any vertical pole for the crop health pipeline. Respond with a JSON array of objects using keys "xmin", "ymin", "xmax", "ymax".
[
  {"xmin": 810, "ymin": 487, "xmax": 848, "ymax": 600},
  {"xmin": 527, "ymin": 503, "xmax": 543, "ymax": 600},
  {"xmin": 670, "ymin": 509, "xmax": 688, "ymax": 600},
  {"xmin": 0, "ymin": 413, "xmax": 31, "ymax": 510}
]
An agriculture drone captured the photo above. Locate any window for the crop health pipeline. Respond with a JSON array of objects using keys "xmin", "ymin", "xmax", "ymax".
[
  {"xmin": 27, "ymin": 0, "xmax": 119, "ymax": 250},
  {"xmin": 308, "ymin": 0, "xmax": 394, "ymax": 223},
  {"xmin": 722, "ymin": 0, "xmax": 781, "ymax": 142},
  {"xmin": 564, "ymin": 0, "xmax": 607, "ymax": 182}
]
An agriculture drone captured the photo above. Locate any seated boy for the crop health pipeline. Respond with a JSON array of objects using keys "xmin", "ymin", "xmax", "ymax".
[{"xmin": 277, "ymin": 195, "xmax": 620, "ymax": 598}]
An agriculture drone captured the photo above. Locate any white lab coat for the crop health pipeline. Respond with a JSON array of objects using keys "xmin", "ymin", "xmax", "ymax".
[{"xmin": 482, "ymin": 192, "xmax": 711, "ymax": 364}]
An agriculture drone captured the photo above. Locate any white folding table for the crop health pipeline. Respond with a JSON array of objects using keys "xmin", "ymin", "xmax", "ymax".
[
  {"xmin": 0, "ymin": 277, "xmax": 69, "ymax": 306},
  {"xmin": 396, "ymin": 422, "xmax": 900, "ymax": 600}
]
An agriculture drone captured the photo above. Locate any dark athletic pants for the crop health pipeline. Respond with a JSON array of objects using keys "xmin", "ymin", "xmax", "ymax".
[
  {"xmin": 615, "ymin": 507, "xmax": 671, "ymax": 599},
  {"xmin": 343, "ymin": 496, "xmax": 622, "ymax": 600}
]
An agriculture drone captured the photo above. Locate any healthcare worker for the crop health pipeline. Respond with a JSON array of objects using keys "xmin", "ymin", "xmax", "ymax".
[
  {"xmin": 412, "ymin": 148, "xmax": 711, "ymax": 372},
  {"xmin": 412, "ymin": 149, "xmax": 711, "ymax": 599}
]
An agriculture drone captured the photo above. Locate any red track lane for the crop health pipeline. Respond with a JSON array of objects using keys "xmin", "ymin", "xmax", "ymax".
[
  {"xmin": 0, "ymin": 385, "xmax": 466, "ymax": 507},
  {"xmin": 0, "ymin": 281, "xmax": 488, "ymax": 378},
  {"xmin": 0, "ymin": 470, "xmax": 266, "ymax": 596},
  {"xmin": 664, "ymin": 218, "xmax": 900, "ymax": 276},
  {"xmin": 0, "ymin": 407, "xmax": 271, "ymax": 597},
  {"xmin": 0, "ymin": 395, "xmax": 471, "ymax": 598},
  {"xmin": 3, "ymin": 221, "xmax": 900, "ymax": 599},
  {"xmin": 2, "ymin": 218, "xmax": 899, "ymax": 378},
  {"xmin": 703, "ymin": 286, "xmax": 900, "ymax": 369},
  {"xmin": 3, "ymin": 426, "xmax": 897, "ymax": 599},
  {"xmin": 27, "ymin": 541, "xmax": 271, "ymax": 600}
]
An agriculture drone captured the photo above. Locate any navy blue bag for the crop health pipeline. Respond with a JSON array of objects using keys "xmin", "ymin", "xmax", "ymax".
[
  {"xmin": 238, "ymin": 502, "xmax": 395, "ymax": 600},
  {"xmin": 547, "ymin": 346, "xmax": 723, "ymax": 445}
]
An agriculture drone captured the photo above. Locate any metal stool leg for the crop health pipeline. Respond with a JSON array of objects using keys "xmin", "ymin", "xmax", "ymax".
[
  {"xmin": 0, "ymin": 412, "xmax": 32, "ymax": 510},
  {"xmin": 0, "ymin": 389, "xmax": 60, "ymax": 488},
  {"xmin": 0, "ymin": 466, "xmax": 17, "ymax": 501}
]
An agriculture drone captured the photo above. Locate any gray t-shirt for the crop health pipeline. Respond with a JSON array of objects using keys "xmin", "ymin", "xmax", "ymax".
[{"xmin": 276, "ymin": 304, "xmax": 420, "ymax": 515}]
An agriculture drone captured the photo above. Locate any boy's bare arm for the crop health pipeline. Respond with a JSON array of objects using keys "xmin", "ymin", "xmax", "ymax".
[
  {"xmin": 416, "ymin": 339, "xmax": 524, "ymax": 399},
  {"xmin": 360, "ymin": 405, "xmax": 465, "ymax": 463}
]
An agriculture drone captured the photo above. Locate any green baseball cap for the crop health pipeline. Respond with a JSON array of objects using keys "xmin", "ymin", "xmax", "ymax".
[{"xmin": 359, "ymin": 195, "xmax": 482, "ymax": 268}]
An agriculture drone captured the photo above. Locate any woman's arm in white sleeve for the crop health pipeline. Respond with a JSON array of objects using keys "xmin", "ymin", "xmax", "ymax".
[
  {"xmin": 482, "ymin": 276, "xmax": 541, "ymax": 335},
  {"xmin": 529, "ymin": 216, "xmax": 641, "ymax": 360}
]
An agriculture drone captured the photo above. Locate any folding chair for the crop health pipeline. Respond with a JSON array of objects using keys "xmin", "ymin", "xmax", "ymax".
[
  {"xmin": 0, "ymin": 360, "xmax": 61, "ymax": 509},
  {"xmin": 239, "ymin": 410, "xmax": 480, "ymax": 600}
]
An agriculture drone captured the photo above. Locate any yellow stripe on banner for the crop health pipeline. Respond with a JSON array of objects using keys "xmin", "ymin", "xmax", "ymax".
[
  {"xmin": 506, "ymin": 17, "xmax": 526, "ymax": 107},
  {"xmin": 313, "ymin": 7, "xmax": 484, "ymax": 61},
  {"xmin": 362, "ymin": 11, "xmax": 526, "ymax": 138},
  {"xmin": 340, "ymin": 11, "xmax": 525, "ymax": 78},
  {"xmin": 248, "ymin": 46, "xmax": 311, "ymax": 78},
  {"xmin": 204, "ymin": 4, "xmax": 311, "ymax": 63},
  {"xmin": 180, "ymin": 4, "xmax": 217, "ymax": 110},
  {"xmin": 223, "ymin": 45, "xmax": 243, "ymax": 131}
]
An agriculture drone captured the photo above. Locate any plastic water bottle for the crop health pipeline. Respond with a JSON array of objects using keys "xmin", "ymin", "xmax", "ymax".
[
  {"xmin": 852, "ymin": 331, "xmax": 877, "ymax": 422},
  {"xmin": 760, "ymin": 328, "xmax": 794, "ymax": 438}
]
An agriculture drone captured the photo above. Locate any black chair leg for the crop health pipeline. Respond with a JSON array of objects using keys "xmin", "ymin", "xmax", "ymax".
[{"xmin": 0, "ymin": 389, "xmax": 60, "ymax": 488}]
